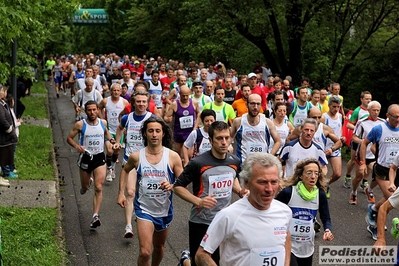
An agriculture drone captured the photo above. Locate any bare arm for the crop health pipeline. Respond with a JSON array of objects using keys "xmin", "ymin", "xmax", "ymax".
[
  {"xmin": 117, "ymin": 152, "xmax": 139, "ymax": 208},
  {"xmin": 358, "ymin": 137, "xmax": 371, "ymax": 175},
  {"xmin": 352, "ymin": 133, "xmax": 363, "ymax": 145},
  {"xmin": 66, "ymin": 121, "xmax": 85, "ymax": 153},
  {"xmin": 195, "ymin": 247, "xmax": 217, "ymax": 266},
  {"xmin": 118, "ymin": 108, "xmax": 127, "ymax": 122},
  {"xmin": 230, "ymin": 117, "xmax": 241, "ymax": 139},
  {"xmin": 153, "ymin": 106, "xmax": 162, "ymax": 118},
  {"xmin": 388, "ymin": 164, "xmax": 398, "ymax": 193},
  {"xmin": 286, "ymin": 126, "xmax": 300, "ymax": 142},
  {"xmin": 346, "ymin": 122, "xmax": 355, "ymax": 130},
  {"xmin": 194, "ymin": 101, "xmax": 201, "ymax": 129},
  {"xmin": 324, "ymin": 125, "xmax": 342, "ymax": 156},
  {"xmin": 182, "ymin": 145, "xmax": 190, "ymax": 168},
  {"xmin": 232, "ymin": 177, "xmax": 247, "ymax": 197},
  {"xmin": 284, "ymin": 232, "xmax": 291, "ymax": 266},
  {"xmin": 163, "ymin": 102, "xmax": 176, "ymax": 123},
  {"xmin": 287, "ymin": 121, "xmax": 295, "ymax": 134},
  {"xmin": 98, "ymin": 98, "xmax": 107, "ymax": 119},
  {"xmin": 69, "ymin": 71, "xmax": 76, "ymax": 83},
  {"xmin": 165, "ymin": 89, "xmax": 176, "ymax": 105},
  {"xmin": 267, "ymin": 119, "xmax": 281, "ymax": 155}
]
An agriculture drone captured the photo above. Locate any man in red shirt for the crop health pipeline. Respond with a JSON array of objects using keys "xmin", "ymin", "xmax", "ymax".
[
  {"xmin": 235, "ymin": 72, "xmax": 267, "ymax": 110},
  {"xmin": 121, "ymin": 58, "xmax": 134, "ymax": 72}
]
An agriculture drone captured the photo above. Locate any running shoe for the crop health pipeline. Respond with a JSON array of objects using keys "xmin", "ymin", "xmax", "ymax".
[
  {"xmin": 360, "ymin": 180, "xmax": 369, "ymax": 191},
  {"xmin": 367, "ymin": 225, "xmax": 377, "ymax": 241},
  {"xmin": 90, "ymin": 215, "xmax": 101, "ymax": 228},
  {"xmin": 106, "ymin": 169, "xmax": 113, "ymax": 182},
  {"xmin": 364, "ymin": 186, "xmax": 375, "ymax": 203},
  {"xmin": 56, "ymin": 93, "xmax": 59, "ymax": 98},
  {"xmin": 326, "ymin": 185, "xmax": 330, "ymax": 199},
  {"xmin": 343, "ymin": 175, "xmax": 352, "ymax": 188},
  {"xmin": 366, "ymin": 204, "xmax": 377, "ymax": 227},
  {"xmin": 179, "ymin": 249, "xmax": 190, "ymax": 266},
  {"xmin": 124, "ymin": 225, "xmax": 134, "ymax": 238},
  {"xmin": 391, "ymin": 218, "xmax": 399, "ymax": 239},
  {"xmin": 349, "ymin": 192, "xmax": 357, "ymax": 205},
  {"xmin": 111, "ymin": 170, "xmax": 116, "ymax": 179},
  {"xmin": 0, "ymin": 177, "xmax": 10, "ymax": 187},
  {"xmin": 6, "ymin": 172, "xmax": 18, "ymax": 179}
]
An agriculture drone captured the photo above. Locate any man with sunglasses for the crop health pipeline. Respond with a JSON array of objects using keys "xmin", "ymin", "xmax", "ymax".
[{"xmin": 360, "ymin": 104, "xmax": 399, "ymax": 240}]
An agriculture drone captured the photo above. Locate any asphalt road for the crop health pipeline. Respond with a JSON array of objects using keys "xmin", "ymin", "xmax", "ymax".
[{"xmin": 47, "ymin": 83, "xmax": 399, "ymax": 266}]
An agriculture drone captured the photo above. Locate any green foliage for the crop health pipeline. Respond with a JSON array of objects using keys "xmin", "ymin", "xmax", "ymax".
[
  {"xmin": 0, "ymin": 207, "xmax": 62, "ymax": 266},
  {"xmin": 0, "ymin": 0, "xmax": 78, "ymax": 83},
  {"xmin": 69, "ymin": 0, "xmax": 399, "ymax": 103}
]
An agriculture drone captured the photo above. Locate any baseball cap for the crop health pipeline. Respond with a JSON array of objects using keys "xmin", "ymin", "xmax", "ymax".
[
  {"xmin": 134, "ymin": 60, "xmax": 140, "ymax": 64},
  {"xmin": 150, "ymin": 57, "xmax": 155, "ymax": 61},
  {"xmin": 192, "ymin": 81, "xmax": 203, "ymax": 87},
  {"xmin": 146, "ymin": 63, "xmax": 153, "ymax": 68},
  {"xmin": 248, "ymin": 73, "xmax": 257, "ymax": 79}
]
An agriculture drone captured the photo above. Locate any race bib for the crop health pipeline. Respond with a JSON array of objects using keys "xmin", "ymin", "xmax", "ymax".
[
  {"xmin": 198, "ymin": 140, "xmax": 212, "ymax": 154},
  {"xmin": 126, "ymin": 124, "xmax": 143, "ymax": 149},
  {"xmin": 108, "ymin": 111, "xmax": 119, "ymax": 125},
  {"xmin": 142, "ymin": 177, "xmax": 166, "ymax": 198},
  {"xmin": 247, "ymin": 143, "xmax": 266, "ymax": 154},
  {"xmin": 289, "ymin": 218, "xmax": 313, "ymax": 242},
  {"xmin": 250, "ymin": 246, "xmax": 285, "ymax": 266},
  {"xmin": 387, "ymin": 148, "xmax": 399, "ymax": 164},
  {"xmin": 179, "ymin": 115, "xmax": 194, "ymax": 129},
  {"xmin": 85, "ymin": 136, "xmax": 102, "ymax": 154},
  {"xmin": 215, "ymin": 110, "xmax": 224, "ymax": 122},
  {"xmin": 208, "ymin": 173, "xmax": 234, "ymax": 199}
]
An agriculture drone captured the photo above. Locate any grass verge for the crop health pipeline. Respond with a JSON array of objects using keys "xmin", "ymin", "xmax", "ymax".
[
  {"xmin": 19, "ymin": 82, "xmax": 47, "ymax": 119},
  {"xmin": 15, "ymin": 124, "xmax": 54, "ymax": 180},
  {"xmin": 0, "ymin": 207, "xmax": 63, "ymax": 266},
  {"xmin": 31, "ymin": 81, "xmax": 47, "ymax": 94},
  {"xmin": 15, "ymin": 81, "xmax": 53, "ymax": 180}
]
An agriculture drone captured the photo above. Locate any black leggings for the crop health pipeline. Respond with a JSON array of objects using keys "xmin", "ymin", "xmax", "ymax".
[{"xmin": 290, "ymin": 252, "xmax": 313, "ymax": 266}]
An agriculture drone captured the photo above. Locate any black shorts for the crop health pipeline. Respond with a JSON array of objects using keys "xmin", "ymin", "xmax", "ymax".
[
  {"xmin": 350, "ymin": 140, "xmax": 358, "ymax": 151},
  {"xmin": 77, "ymin": 152, "xmax": 105, "ymax": 173},
  {"xmin": 373, "ymin": 163, "xmax": 399, "ymax": 187},
  {"xmin": 189, "ymin": 221, "xmax": 220, "ymax": 266}
]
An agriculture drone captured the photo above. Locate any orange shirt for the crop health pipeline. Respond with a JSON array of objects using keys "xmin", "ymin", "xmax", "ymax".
[{"xmin": 232, "ymin": 98, "xmax": 263, "ymax": 117}]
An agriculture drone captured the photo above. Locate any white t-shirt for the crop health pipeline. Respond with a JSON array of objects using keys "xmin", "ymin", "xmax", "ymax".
[
  {"xmin": 280, "ymin": 139, "xmax": 328, "ymax": 178},
  {"xmin": 200, "ymin": 197, "xmax": 291, "ymax": 266}
]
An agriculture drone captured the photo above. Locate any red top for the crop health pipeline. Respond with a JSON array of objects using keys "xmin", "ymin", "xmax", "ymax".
[
  {"xmin": 123, "ymin": 99, "xmax": 156, "ymax": 114},
  {"xmin": 235, "ymin": 85, "xmax": 267, "ymax": 110}
]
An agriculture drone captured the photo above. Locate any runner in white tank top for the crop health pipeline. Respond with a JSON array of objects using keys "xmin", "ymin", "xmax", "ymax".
[
  {"xmin": 118, "ymin": 117, "xmax": 183, "ymax": 265},
  {"xmin": 322, "ymin": 96, "xmax": 345, "ymax": 199}
]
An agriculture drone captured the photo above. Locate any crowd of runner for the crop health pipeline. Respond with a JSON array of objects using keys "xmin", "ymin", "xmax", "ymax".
[{"xmin": 48, "ymin": 52, "xmax": 399, "ymax": 266}]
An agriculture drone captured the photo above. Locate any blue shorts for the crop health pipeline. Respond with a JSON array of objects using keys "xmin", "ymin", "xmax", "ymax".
[
  {"xmin": 55, "ymin": 76, "xmax": 63, "ymax": 84},
  {"xmin": 135, "ymin": 210, "xmax": 173, "ymax": 232},
  {"xmin": 327, "ymin": 148, "xmax": 341, "ymax": 158}
]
